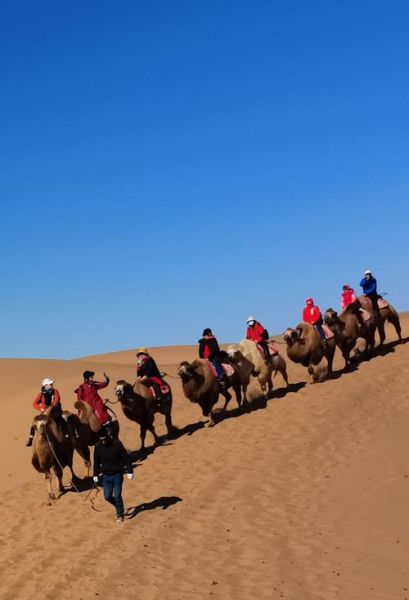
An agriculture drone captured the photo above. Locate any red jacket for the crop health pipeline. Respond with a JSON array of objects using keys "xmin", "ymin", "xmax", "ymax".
[
  {"xmin": 76, "ymin": 380, "xmax": 110, "ymax": 424},
  {"xmin": 341, "ymin": 288, "xmax": 357, "ymax": 309},
  {"xmin": 246, "ymin": 322, "xmax": 268, "ymax": 343},
  {"xmin": 303, "ymin": 305, "xmax": 322, "ymax": 325},
  {"xmin": 33, "ymin": 389, "xmax": 61, "ymax": 412}
]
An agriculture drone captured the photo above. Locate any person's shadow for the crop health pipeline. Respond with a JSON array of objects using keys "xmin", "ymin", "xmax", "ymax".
[{"xmin": 125, "ymin": 496, "xmax": 182, "ymax": 519}]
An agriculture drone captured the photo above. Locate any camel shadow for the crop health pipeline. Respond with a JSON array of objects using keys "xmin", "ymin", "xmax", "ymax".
[
  {"xmin": 127, "ymin": 420, "xmax": 206, "ymax": 465},
  {"xmin": 211, "ymin": 381, "xmax": 306, "ymax": 425},
  {"xmin": 125, "ymin": 495, "xmax": 182, "ymax": 520}
]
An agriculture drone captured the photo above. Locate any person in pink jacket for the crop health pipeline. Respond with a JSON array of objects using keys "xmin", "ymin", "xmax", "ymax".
[{"xmin": 340, "ymin": 285, "xmax": 357, "ymax": 310}]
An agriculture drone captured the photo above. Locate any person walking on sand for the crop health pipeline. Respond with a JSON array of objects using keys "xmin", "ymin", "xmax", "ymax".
[{"xmin": 93, "ymin": 431, "xmax": 134, "ymax": 522}]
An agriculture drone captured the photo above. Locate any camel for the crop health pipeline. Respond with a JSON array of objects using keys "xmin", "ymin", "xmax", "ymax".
[
  {"xmin": 31, "ymin": 405, "xmax": 76, "ymax": 501},
  {"xmin": 177, "ymin": 359, "xmax": 242, "ymax": 426},
  {"xmin": 71, "ymin": 400, "xmax": 120, "ymax": 472},
  {"xmin": 324, "ymin": 306, "xmax": 376, "ymax": 370},
  {"xmin": 114, "ymin": 379, "xmax": 175, "ymax": 450},
  {"xmin": 358, "ymin": 295, "xmax": 402, "ymax": 345},
  {"xmin": 283, "ymin": 322, "xmax": 336, "ymax": 383},
  {"xmin": 226, "ymin": 344, "xmax": 288, "ymax": 402}
]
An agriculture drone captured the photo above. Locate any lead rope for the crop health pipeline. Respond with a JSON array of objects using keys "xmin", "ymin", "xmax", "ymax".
[{"xmin": 44, "ymin": 426, "xmax": 101, "ymax": 511}]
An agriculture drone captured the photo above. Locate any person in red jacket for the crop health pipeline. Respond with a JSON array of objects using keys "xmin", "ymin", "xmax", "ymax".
[
  {"xmin": 76, "ymin": 370, "xmax": 113, "ymax": 434},
  {"xmin": 198, "ymin": 328, "xmax": 227, "ymax": 385},
  {"xmin": 246, "ymin": 316, "xmax": 272, "ymax": 364},
  {"xmin": 302, "ymin": 298, "xmax": 326, "ymax": 342},
  {"xmin": 26, "ymin": 378, "xmax": 70, "ymax": 446},
  {"xmin": 340, "ymin": 284, "xmax": 357, "ymax": 310}
]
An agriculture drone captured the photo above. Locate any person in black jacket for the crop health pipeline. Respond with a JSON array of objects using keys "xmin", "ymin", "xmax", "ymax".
[
  {"xmin": 198, "ymin": 328, "xmax": 227, "ymax": 386},
  {"xmin": 93, "ymin": 432, "xmax": 134, "ymax": 522},
  {"xmin": 135, "ymin": 348, "xmax": 170, "ymax": 406}
]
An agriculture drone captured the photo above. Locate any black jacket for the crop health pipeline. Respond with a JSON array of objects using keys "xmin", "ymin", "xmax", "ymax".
[
  {"xmin": 198, "ymin": 335, "xmax": 221, "ymax": 361},
  {"xmin": 137, "ymin": 356, "xmax": 162, "ymax": 379},
  {"xmin": 93, "ymin": 439, "xmax": 133, "ymax": 476}
]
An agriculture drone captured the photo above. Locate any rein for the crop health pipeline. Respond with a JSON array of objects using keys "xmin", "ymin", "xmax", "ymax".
[{"xmin": 43, "ymin": 425, "xmax": 101, "ymax": 511}]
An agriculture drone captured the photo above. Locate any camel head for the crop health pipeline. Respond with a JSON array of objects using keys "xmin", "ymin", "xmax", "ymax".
[
  {"xmin": 115, "ymin": 380, "xmax": 133, "ymax": 401},
  {"xmin": 177, "ymin": 361, "xmax": 198, "ymax": 383},
  {"xmin": 32, "ymin": 414, "xmax": 48, "ymax": 436},
  {"xmin": 324, "ymin": 308, "xmax": 338, "ymax": 326},
  {"xmin": 283, "ymin": 328, "xmax": 299, "ymax": 347}
]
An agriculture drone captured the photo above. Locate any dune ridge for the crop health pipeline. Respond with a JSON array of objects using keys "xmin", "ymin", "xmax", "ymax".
[{"xmin": 1, "ymin": 315, "xmax": 408, "ymax": 599}]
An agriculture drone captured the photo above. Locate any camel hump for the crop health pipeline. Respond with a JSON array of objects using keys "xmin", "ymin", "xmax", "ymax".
[{"xmin": 74, "ymin": 399, "xmax": 102, "ymax": 432}]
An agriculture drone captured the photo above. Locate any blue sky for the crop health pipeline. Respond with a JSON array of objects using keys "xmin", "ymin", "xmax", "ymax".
[{"xmin": 1, "ymin": 0, "xmax": 408, "ymax": 358}]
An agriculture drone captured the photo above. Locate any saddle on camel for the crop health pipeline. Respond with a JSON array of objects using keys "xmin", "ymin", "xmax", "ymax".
[{"xmin": 136, "ymin": 349, "xmax": 171, "ymax": 409}]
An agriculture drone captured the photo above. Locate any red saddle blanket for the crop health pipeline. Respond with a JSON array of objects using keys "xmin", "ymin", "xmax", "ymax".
[{"xmin": 207, "ymin": 362, "xmax": 235, "ymax": 378}]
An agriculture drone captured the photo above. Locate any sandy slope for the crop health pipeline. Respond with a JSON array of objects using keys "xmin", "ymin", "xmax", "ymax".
[{"xmin": 1, "ymin": 315, "xmax": 408, "ymax": 599}]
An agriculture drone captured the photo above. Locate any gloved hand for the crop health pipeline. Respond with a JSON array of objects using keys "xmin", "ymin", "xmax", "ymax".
[
  {"xmin": 126, "ymin": 473, "xmax": 134, "ymax": 480},
  {"xmin": 93, "ymin": 476, "xmax": 99, "ymax": 484}
]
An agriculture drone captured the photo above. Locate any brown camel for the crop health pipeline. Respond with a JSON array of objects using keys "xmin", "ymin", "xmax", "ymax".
[
  {"xmin": 177, "ymin": 359, "xmax": 242, "ymax": 426},
  {"xmin": 358, "ymin": 295, "xmax": 402, "ymax": 345},
  {"xmin": 324, "ymin": 306, "xmax": 376, "ymax": 370},
  {"xmin": 31, "ymin": 404, "xmax": 76, "ymax": 501},
  {"xmin": 283, "ymin": 322, "xmax": 336, "ymax": 383},
  {"xmin": 114, "ymin": 380, "xmax": 162, "ymax": 451}
]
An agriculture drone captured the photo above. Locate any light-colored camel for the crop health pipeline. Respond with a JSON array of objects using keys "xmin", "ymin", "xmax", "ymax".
[
  {"xmin": 177, "ymin": 359, "xmax": 242, "ymax": 426},
  {"xmin": 358, "ymin": 295, "xmax": 402, "ymax": 345},
  {"xmin": 227, "ymin": 344, "xmax": 288, "ymax": 401},
  {"xmin": 283, "ymin": 322, "xmax": 336, "ymax": 383},
  {"xmin": 324, "ymin": 306, "xmax": 376, "ymax": 370},
  {"xmin": 31, "ymin": 405, "xmax": 76, "ymax": 501}
]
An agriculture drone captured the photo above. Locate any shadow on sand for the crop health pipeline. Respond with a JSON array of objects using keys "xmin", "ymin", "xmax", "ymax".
[
  {"xmin": 211, "ymin": 381, "xmax": 306, "ymax": 425},
  {"xmin": 125, "ymin": 495, "xmax": 182, "ymax": 520}
]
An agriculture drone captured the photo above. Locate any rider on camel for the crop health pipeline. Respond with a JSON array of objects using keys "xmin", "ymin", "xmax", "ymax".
[
  {"xmin": 245, "ymin": 317, "xmax": 272, "ymax": 365},
  {"xmin": 340, "ymin": 284, "xmax": 358, "ymax": 310},
  {"xmin": 302, "ymin": 298, "xmax": 326, "ymax": 343},
  {"xmin": 136, "ymin": 348, "xmax": 170, "ymax": 407},
  {"xmin": 198, "ymin": 328, "xmax": 227, "ymax": 386},
  {"xmin": 26, "ymin": 378, "xmax": 71, "ymax": 446},
  {"xmin": 76, "ymin": 371, "xmax": 114, "ymax": 436},
  {"xmin": 359, "ymin": 270, "xmax": 381, "ymax": 317}
]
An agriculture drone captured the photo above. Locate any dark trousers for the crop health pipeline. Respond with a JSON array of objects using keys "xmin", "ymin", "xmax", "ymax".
[
  {"xmin": 102, "ymin": 472, "xmax": 124, "ymax": 518},
  {"xmin": 315, "ymin": 317, "xmax": 326, "ymax": 341},
  {"xmin": 211, "ymin": 357, "xmax": 225, "ymax": 378},
  {"xmin": 367, "ymin": 293, "xmax": 380, "ymax": 314}
]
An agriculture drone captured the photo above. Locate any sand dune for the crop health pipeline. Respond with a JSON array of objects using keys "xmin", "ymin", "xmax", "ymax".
[{"xmin": 1, "ymin": 315, "xmax": 408, "ymax": 599}]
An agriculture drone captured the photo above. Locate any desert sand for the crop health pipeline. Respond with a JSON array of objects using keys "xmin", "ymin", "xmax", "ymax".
[{"xmin": 1, "ymin": 315, "xmax": 408, "ymax": 599}]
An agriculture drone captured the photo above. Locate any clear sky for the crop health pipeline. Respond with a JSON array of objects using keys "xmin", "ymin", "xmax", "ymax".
[{"xmin": 1, "ymin": 0, "xmax": 408, "ymax": 358}]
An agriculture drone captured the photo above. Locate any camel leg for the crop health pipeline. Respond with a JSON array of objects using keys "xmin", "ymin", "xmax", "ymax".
[
  {"xmin": 388, "ymin": 314, "xmax": 402, "ymax": 343},
  {"xmin": 164, "ymin": 409, "xmax": 175, "ymax": 436},
  {"xmin": 308, "ymin": 365, "xmax": 316, "ymax": 384},
  {"xmin": 242, "ymin": 382, "xmax": 249, "ymax": 405},
  {"xmin": 376, "ymin": 319, "xmax": 386, "ymax": 345},
  {"xmin": 148, "ymin": 424, "xmax": 160, "ymax": 445},
  {"xmin": 280, "ymin": 366, "xmax": 289, "ymax": 387},
  {"xmin": 45, "ymin": 472, "xmax": 56, "ymax": 500},
  {"xmin": 139, "ymin": 424, "xmax": 147, "ymax": 451},
  {"xmin": 53, "ymin": 464, "xmax": 64, "ymax": 497},
  {"xmin": 233, "ymin": 384, "xmax": 242, "ymax": 408},
  {"xmin": 75, "ymin": 444, "xmax": 91, "ymax": 477},
  {"xmin": 219, "ymin": 388, "xmax": 232, "ymax": 411}
]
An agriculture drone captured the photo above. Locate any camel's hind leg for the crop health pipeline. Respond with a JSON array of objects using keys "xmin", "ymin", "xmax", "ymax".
[
  {"xmin": 45, "ymin": 471, "xmax": 56, "ymax": 501},
  {"xmin": 388, "ymin": 314, "xmax": 402, "ymax": 343},
  {"xmin": 75, "ymin": 444, "xmax": 91, "ymax": 476},
  {"xmin": 53, "ymin": 464, "xmax": 65, "ymax": 497}
]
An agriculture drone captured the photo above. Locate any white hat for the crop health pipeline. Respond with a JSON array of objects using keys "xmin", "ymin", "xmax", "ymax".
[
  {"xmin": 42, "ymin": 378, "xmax": 55, "ymax": 386},
  {"xmin": 364, "ymin": 270, "xmax": 372, "ymax": 275},
  {"xmin": 246, "ymin": 316, "xmax": 256, "ymax": 324}
]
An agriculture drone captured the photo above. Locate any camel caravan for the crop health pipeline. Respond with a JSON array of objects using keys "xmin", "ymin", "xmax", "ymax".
[{"xmin": 28, "ymin": 270, "xmax": 403, "ymax": 503}]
